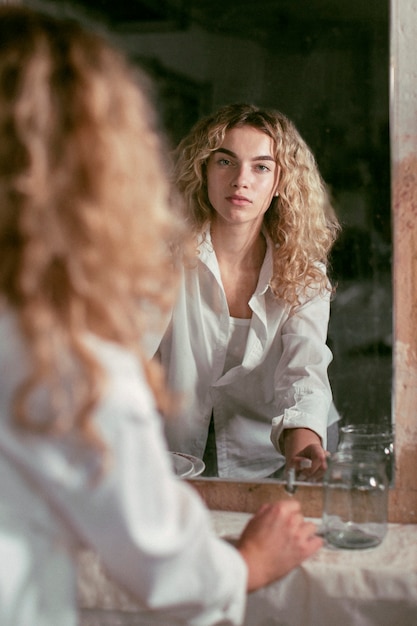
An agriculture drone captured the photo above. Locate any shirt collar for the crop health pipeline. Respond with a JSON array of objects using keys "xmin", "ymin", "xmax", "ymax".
[{"xmin": 198, "ymin": 226, "xmax": 274, "ymax": 295}]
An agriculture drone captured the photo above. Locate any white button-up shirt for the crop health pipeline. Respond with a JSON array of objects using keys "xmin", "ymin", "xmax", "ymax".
[
  {"xmin": 157, "ymin": 232, "xmax": 334, "ymax": 479},
  {"xmin": 0, "ymin": 310, "xmax": 247, "ymax": 626}
]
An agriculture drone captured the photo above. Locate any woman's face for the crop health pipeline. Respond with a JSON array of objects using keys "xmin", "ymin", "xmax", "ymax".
[{"xmin": 206, "ymin": 125, "xmax": 280, "ymax": 230}]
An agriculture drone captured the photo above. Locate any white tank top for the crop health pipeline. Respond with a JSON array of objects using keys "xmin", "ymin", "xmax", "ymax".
[{"xmin": 223, "ymin": 316, "xmax": 251, "ymax": 374}]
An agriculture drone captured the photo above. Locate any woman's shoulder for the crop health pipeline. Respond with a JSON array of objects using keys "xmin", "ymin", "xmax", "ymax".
[
  {"xmin": 0, "ymin": 304, "xmax": 19, "ymax": 334},
  {"xmin": 86, "ymin": 335, "xmax": 158, "ymax": 419},
  {"xmin": 86, "ymin": 334, "xmax": 144, "ymax": 381},
  {"xmin": 0, "ymin": 307, "xmax": 28, "ymax": 367}
]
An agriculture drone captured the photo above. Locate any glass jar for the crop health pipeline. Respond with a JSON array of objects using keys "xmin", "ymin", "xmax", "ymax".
[
  {"xmin": 338, "ymin": 423, "xmax": 395, "ymax": 482},
  {"xmin": 322, "ymin": 450, "xmax": 389, "ymax": 549}
]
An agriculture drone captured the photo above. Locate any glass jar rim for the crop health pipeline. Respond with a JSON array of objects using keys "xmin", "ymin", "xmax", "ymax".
[
  {"xmin": 330, "ymin": 449, "xmax": 387, "ymax": 465},
  {"xmin": 340, "ymin": 423, "xmax": 394, "ymax": 438}
]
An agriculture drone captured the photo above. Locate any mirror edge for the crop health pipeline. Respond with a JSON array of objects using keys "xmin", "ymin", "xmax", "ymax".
[{"xmin": 189, "ymin": 0, "xmax": 417, "ymax": 524}]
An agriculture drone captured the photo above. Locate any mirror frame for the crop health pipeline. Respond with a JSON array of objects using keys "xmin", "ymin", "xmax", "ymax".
[{"xmin": 189, "ymin": 0, "xmax": 417, "ymax": 524}]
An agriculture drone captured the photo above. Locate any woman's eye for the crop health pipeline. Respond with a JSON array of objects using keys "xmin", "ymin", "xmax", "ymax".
[
  {"xmin": 218, "ymin": 158, "xmax": 232, "ymax": 166},
  {"xmin": 254, "ymin": 164, "xmax": 269, "ymax": 173}
]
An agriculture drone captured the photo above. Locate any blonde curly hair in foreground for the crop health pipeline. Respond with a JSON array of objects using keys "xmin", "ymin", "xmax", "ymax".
[
  {"xmin": 0, "ymin": 6, "xmax": 185, "ymax": 459},
  {"xmin": 174, "ymin": 103, "xmax": 340, "ymax": 306}
]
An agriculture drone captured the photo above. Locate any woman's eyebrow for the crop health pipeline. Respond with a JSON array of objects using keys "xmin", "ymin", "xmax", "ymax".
[
  {"xmin": 213, "ymin": 147, "xmax": 275, "ymax": 162},
  {"xmin": 213, "ymin": 147, "xmax": 237, "ymax": 158}
]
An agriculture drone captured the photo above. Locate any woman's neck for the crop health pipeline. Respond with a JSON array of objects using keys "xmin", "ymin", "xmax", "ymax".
[
  {"xmin": 210, "ymin": 222, "xmax": 266, "ymax": 318},
  {"xmin": 210, "ymin": 222, "xmax": 266, "ymax": 272}
]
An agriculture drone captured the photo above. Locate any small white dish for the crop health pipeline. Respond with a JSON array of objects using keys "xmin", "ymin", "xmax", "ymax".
[
  {"xmin": 170, "ymin": 452, "xmax": 194, "ymax": 478},
  {"xmin": 169, "ymin": 452, "xmax": 206, "ymax": 478}
]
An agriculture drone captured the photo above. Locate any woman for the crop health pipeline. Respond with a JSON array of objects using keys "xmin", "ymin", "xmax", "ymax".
[
  {"xmin": 0, "ymin": 7, "xmax": 322, "ymax": 626},
  {"xmin": 157, "ymin": 103, "xmax": 340, "ymax": 480}
]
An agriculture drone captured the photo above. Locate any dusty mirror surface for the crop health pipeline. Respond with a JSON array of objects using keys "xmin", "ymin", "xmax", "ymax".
[{"xmin": 30, "ymin": 0, "xmax": 392, "ymax": 480}]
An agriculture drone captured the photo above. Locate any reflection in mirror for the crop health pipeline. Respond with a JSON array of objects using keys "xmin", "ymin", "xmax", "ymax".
[
  {"xmin": 30, "ymin": 0, "xmax": 391, "ymax": 479},
  {"xmin": 158, "ymin": 103, "xmax": 340, "ymax": 481}
]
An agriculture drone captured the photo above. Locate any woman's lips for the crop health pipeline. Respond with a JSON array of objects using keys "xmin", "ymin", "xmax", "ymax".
[{"xmin": 226, "ymin": 194, "xmax": 252, "ymax": 205}]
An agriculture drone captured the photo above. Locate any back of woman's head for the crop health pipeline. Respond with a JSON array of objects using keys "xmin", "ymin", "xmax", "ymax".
[
  {"xmin": 0, "ymin": 6, "xmax": 184, "ymax": 449},
  {"xmin": 0, "ymin": 6, "xmax": 178, "ymax": 317}
]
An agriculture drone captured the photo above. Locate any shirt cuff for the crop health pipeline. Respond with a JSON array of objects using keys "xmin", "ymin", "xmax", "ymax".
[{"xmin": 270, "ymin": 401, "xmax": 330, "ymax": 455}]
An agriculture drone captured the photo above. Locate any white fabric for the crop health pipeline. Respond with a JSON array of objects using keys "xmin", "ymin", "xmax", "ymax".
[
  {"xmin": 223, "ymin": 317, "xmax": 251, "ymax": 374},
  {"xmin": 212, "ymin": 512, "xmax": 417, "ymax": 626},
  {"xmin": 0, "ymin": 310, "xmax": 247, "ymax": 626},
  {"xmin": 157, "ymin": 231, "xmax": 333, "ymax": 478}
]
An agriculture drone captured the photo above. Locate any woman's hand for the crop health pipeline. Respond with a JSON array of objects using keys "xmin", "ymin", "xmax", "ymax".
[
  {"xmin": 282, "ymin": 427, "xmax": 329, "ymax": 481},
  {"xmin": 236, "ymin": 500, "xmax": 322, "ymax": 592}
]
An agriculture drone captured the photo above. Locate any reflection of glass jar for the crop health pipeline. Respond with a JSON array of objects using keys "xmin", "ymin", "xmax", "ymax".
[
  {"xmin": 322, "ymin": 450, "xmax": 388, "ymax": 549},
  {"xmin": 338, "ymin": 424, "xmax": 395, "ymax": 482}
]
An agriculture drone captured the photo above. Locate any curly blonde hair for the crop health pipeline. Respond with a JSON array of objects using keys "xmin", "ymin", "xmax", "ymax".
[
  {"xmin": 173, "ymin": 103, "xmax": 340, "ymax": 305},
  {"xmin": 0, "ymin": 6, "xmax": 185, "ymax": 456}
]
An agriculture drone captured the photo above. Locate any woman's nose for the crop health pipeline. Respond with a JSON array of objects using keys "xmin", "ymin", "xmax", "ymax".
[{"xmin": 231, "ymin": 165, "xmax": 249, "ymax": 188}]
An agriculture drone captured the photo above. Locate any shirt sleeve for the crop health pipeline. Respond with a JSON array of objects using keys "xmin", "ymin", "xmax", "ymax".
[
  {"xmin": 43, "ymin": 347, "xmax": 248, "ymax": 626},
  {"xmin": 270, "ymin": 289, "xmax": 333, "ymax": 454},
  {"xmin": 85, "ymin": 402, "xmax": 248, "ymax": 624}
]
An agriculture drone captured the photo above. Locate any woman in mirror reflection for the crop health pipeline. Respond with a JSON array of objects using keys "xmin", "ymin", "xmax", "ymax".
[
  {"xmin": 156, "ymin": 103, "xmax": 341, "ymax": 480},
  {"xmin": 0, "ymin": 6, "xmax": 323, "ymax": 626}
]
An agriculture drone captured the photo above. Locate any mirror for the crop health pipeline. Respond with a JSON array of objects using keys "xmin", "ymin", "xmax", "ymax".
[
  {"xmin": 124, "ymin": 1, "xmax": 391, "ymax": 469},
  {"xmin": 28, "ymin": 0, "xmax": 392, "ymax": 478}
]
